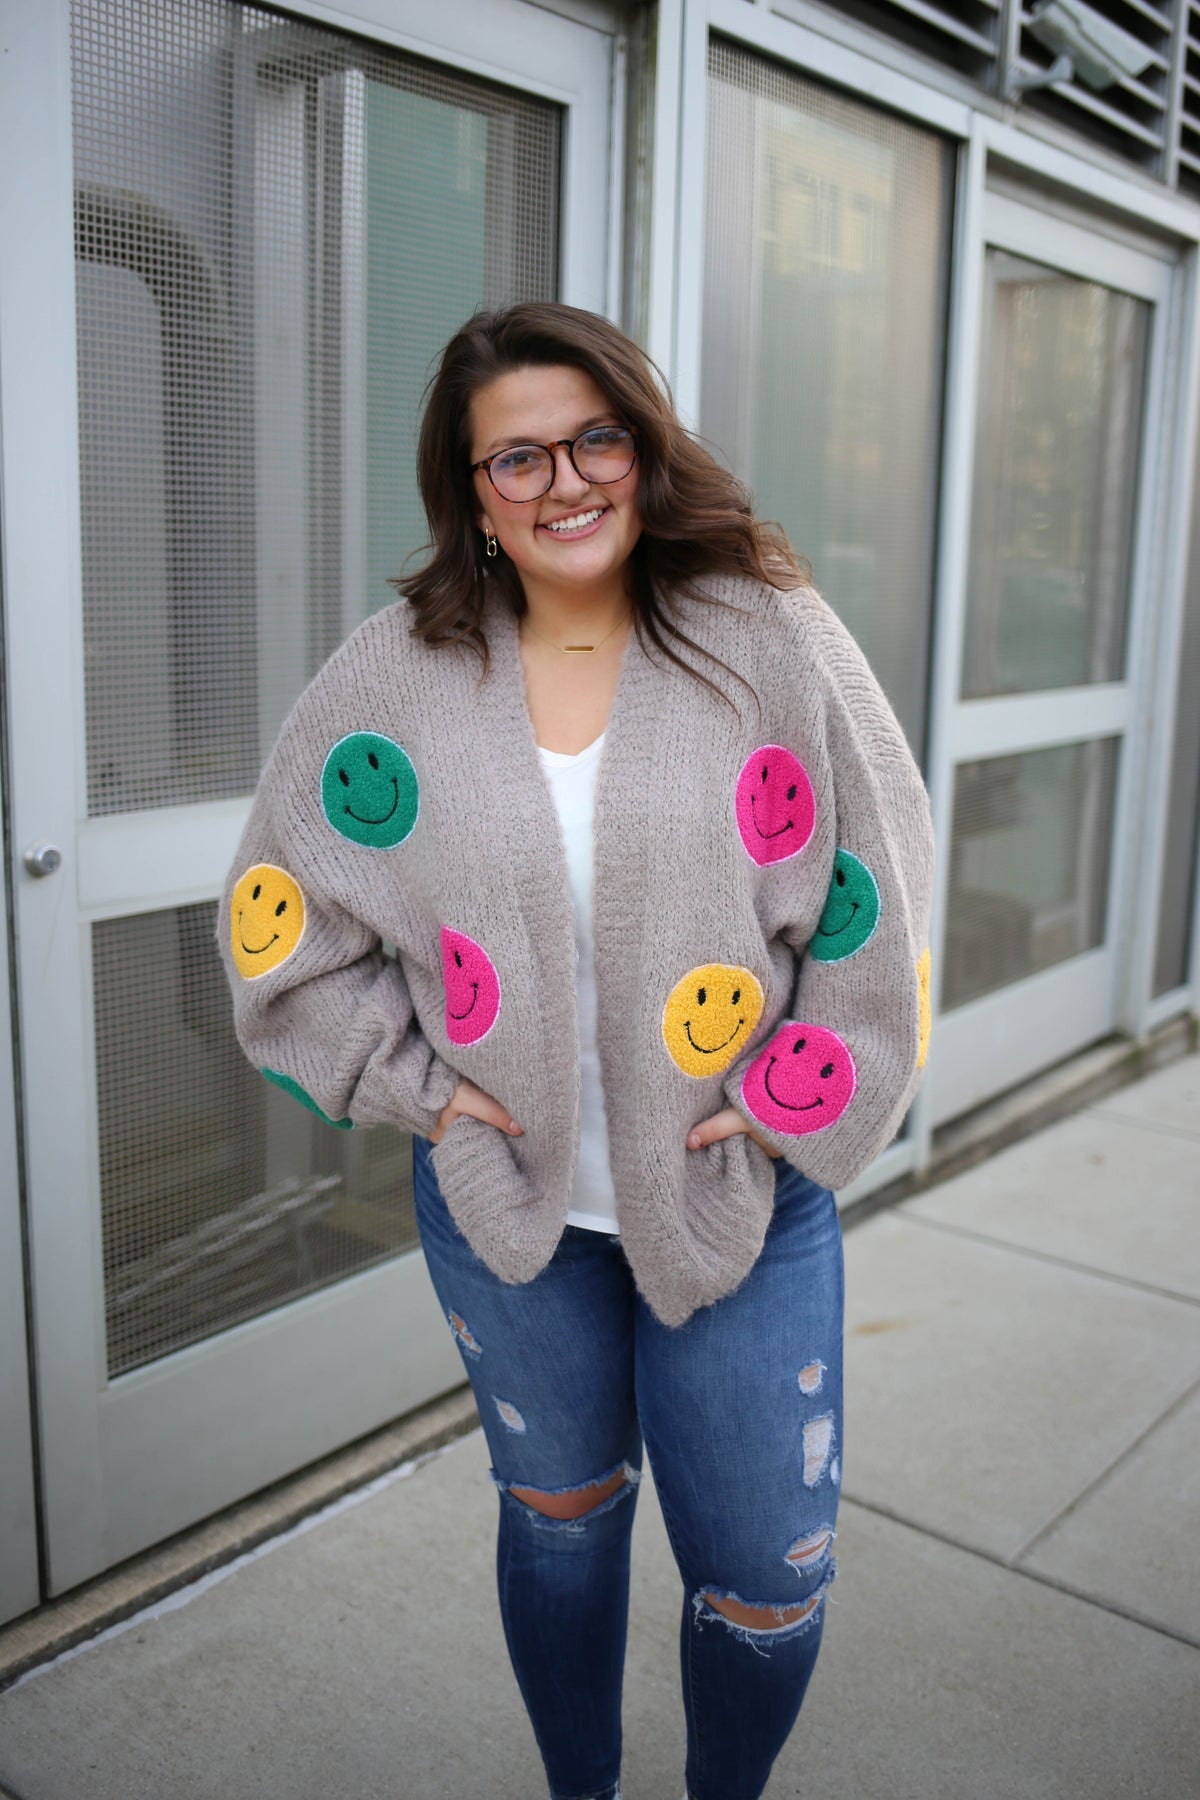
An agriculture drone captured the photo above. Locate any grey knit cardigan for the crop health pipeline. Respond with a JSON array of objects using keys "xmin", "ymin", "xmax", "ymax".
[{"xmin": 220, "ymin": 575, "xmax": 934, "ymax": 1326}]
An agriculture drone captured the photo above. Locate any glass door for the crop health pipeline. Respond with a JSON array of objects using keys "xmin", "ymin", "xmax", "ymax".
[
  {"xmin": 3, "ymin": 0, "xmax": 613, "ymax": 1595},
  {"xmin": 928, "ymin": 192, "xmax": 1175, "ymax": 1125},
  {"xmin": 700, "ymin": 39, "xmax": 955, "ymax": 757}
]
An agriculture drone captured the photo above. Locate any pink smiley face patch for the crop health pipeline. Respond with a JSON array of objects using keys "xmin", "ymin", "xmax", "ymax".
[
  {"xmin": 740, "ymin": 1022, "xmax": 857, "ymax": 1137},
  {"xmin": 441, "ymin": 927, "xmax": 502, "ymax": 1046},
  {"xmin": 735, "ymin": 745, "xmax": 816, "ymax": 866}
]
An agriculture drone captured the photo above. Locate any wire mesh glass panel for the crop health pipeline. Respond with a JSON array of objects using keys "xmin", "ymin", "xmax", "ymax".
[
  {"xmin": 72, "ymin": 0, "xmax": 560, "ymax": 816},
  {"xmin": 943, "ymin": 739, "xmax": 1120, "ymax": 1011},
  {"xmin": 96, "ymin": 904, "xmax": 420, "ymax": 1376},
  {"xmin": 964, "ymin": 252, "xmax": 1148, "ymax": 700},
  {"xmin": 702, "ymin": 38, "xmax": 954, "ymax": 757},
  {"xmin": 73, "ymin": 0, "xmax": 562, "ymax": 1376}
]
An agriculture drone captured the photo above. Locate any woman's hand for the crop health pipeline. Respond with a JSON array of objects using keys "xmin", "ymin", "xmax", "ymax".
[
  {"xmin": 686, "ymin": 1107, "xmax": 780, "ymax": 1158},
  {"xmin": 428, "ymin": 1077, "xmax": 523, "ymax": 1146}
]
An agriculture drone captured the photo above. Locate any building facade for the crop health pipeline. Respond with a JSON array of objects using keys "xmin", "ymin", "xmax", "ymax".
[{"xmin": 2, "ymin": 0, "xmax": 1198, "ymax": 1622}]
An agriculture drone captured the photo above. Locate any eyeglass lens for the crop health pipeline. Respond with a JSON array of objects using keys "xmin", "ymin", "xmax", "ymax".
[{"xmin": 488, "ymin": 427, "xmax": 635, "ymax": 501}]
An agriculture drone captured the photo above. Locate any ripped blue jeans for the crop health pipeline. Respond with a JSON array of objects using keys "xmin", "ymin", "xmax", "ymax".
[{"xmin": 412, "ymin": 1137, "xmax": 844, "ymax": 1800}]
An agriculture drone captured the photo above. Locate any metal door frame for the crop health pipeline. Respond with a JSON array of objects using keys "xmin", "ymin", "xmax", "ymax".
[
  {"xmin": 923, "ymin": 178, "xmax": 1180, "ymax": 1126},
  {"xmin": 1, "ymin": 0, "xmax": 615, "ymax": 1596}
]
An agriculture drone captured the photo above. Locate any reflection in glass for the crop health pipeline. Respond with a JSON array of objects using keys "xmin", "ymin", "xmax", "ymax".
[
  {"xmin": 964, "ymin": 253, "xmax": 1148, "ymax": 699},
  {"xmin": 702, "ymin": 39, "xmax": 953, "ymax": 756},
  {"xmin": 943, "ymin": 740, "xmax": 1119, "ymax": 1010}
]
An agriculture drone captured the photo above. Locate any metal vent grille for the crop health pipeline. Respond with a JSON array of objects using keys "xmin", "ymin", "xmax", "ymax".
[
  {"xmin": 808, "ymin": 0, "xmax": 1003, "ymax": 84},
  {"xmin": 1178, "ymin": 2, "xmax": 1200, "ymax": 191},
  {"xmin": 71, "ymin": 0, "xmax": 560, "ymax": 817},
  {"xmin": 813, "ymin": 2, "xmax": 1200, "ymax": 191},
  {"xmin": 96, "ymin": 903, "xmax": 420, "ymax": 1376},
  {"xmin": 1013, "ymin": 1, "xmax": 1175, "ymax": 167}
]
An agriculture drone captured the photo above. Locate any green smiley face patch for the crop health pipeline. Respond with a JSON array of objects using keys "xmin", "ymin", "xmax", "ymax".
[
  {"xmin": 810, "ymin": 849, "xmax": 880, "ymax": 962},
  {"xmin": 321, "ymin": 732, "xmax": 419, "ymax": 849},
  {"xmin": 261, "ymin": 1067, "xmax": 353, "ymax": 1130}
]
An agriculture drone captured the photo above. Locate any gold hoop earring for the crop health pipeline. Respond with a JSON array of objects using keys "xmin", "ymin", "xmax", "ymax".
[{"xmin": 485, "ymin": 529, "xmax": 498, "ymax": 560}]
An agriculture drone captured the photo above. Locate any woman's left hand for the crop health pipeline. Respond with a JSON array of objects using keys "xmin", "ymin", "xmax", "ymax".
[{"xmin": 687, "ymin": 1108, "xmax": 781, "ymax": 1158}]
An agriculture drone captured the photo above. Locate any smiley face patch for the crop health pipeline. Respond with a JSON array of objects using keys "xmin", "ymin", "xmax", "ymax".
[
  {"xmin": 261, "ymin": 1068, "xmax": 353, "ymax": 1130},
  {"xmin": 441, "ymin": 927, "xmax": 502, "ymax": 1046},
  {"xmin": 662, "ymin": 963, "xmax": 765, "ymax": 1078},
  {"xmin": 916, "ymin": 948, "xmax": 932, "ymax": 1070},
  {"xmin": 740, "ymin": 1023, "xmax": 856, "ymax": 1136},
  {"xmin": 810, "ymin": 850, "xmax": 881, "ymax": 963},
  {"xmin": 321, "ymin": 732, "xmax": 419, "ymax": 849},
  {"xmin": 230, "ymin": 864, "xmax": 305, "ymax": 978},
  {"xmin": 735, "ymin": 745, "xmax": 816, "ymax": 867}
]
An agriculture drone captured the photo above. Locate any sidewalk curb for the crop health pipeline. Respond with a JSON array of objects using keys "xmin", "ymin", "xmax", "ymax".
[
  {"xmin": 0, "ymin": 1385, "xmax": 478, "ymax": 1693},
  {"xmin": 840, "ymin": 1016, "xmax": 1196, "ymax": 1229}
]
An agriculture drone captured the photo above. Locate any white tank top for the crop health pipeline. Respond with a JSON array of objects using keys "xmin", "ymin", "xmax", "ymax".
[{"xmin": 536, "ymin": 734, "xmax": 619, "ymax": 1235}]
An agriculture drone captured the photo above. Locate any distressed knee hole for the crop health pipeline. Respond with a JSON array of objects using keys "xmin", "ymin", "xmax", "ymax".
[
  {"xmin": 802, "ymin": 1414, "xmax": 835, "ymax": 1487},
  {"xmin": 785, "ymin": 1526, "xmax": 834, "ymax": 1573},
  {"xmin": 797, "ymin": 1360, "xmax": 825, "ymax": 1396},
  {"xmin": 448, "ymin": 1310, "xmax": 482, "ymax": 1357},
  {"xmin": 494, "ymin": 1397, "xmax": 526, "ymax": 1433},
  {"xmin": 702, "ymin": 1589, "xmax": 824, "ymax": 1632},
  {"xmin": 509, "ymin": 1466, "xmax": 630, "ymax": 1521}
]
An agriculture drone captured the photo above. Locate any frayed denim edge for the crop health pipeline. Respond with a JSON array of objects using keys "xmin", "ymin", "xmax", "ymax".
[
  {"xmin": 491, "ymin": 1459, "xmax": 641, "ymax": 1533},
  {"xmin": 692, "ymin": 1571, "xmax": 835, "ymax": 1656}
]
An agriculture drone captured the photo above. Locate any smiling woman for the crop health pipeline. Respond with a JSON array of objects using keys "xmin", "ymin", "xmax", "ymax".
[
  {"xmin": 220, "ymin": 302, "xmax": 934, "ymax": 1800},
  {"xmin": 469, "ymin": 366, "xmax": 644, "ymax": 629}
]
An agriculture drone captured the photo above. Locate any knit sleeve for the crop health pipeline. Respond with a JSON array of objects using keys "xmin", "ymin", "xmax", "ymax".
[
  {"xmin": 723, "ymin": 599, "xmax": 934, "ymax": 1190},
  {"xmin": 219, "ymin": 754, "xmax": 459, "ymax": 1139}
]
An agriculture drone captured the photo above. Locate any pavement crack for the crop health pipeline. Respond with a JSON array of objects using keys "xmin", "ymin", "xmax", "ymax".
[
  {"xmin": 1008, "ymin": 1375, "xmax": 1200, "ymax": 1566},
  {"xmin": 1088, "ymin": 1109, "xmax": 1200, "ymax": 1148},
  {"xmin": 894, "ymin": 1210, "xmax": 1200, "ymax": 1309},
  {"xmin": 840, "ymin": 1492, "xmax": 1200, "ymax": 1653}
]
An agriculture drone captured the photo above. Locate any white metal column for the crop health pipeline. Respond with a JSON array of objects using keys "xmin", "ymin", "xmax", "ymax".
[{"xmin": 0, "ymin": 802, "xmax": 39, "ymax": 1627}]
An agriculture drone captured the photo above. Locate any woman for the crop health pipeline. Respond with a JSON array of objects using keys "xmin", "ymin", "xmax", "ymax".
[{"xmin": 222, "ymin": 302, "xmax": 934, "ymax": 1800}]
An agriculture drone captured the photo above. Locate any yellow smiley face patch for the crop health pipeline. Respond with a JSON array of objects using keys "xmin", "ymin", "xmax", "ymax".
[
  {"xmin": 231, "ymin": 864, "xmax": 306, "ymax": 979},
  {"xmin": 916, "ymin": 947, "xmax": 932, "ymax": 1069},
  {"xmin": 662, "ymin": 963, "xmax": 765, "ymax": 1079}
]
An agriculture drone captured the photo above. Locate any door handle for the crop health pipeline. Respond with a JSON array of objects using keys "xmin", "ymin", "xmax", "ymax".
[{"xmin": 23, "ymin": 843, "xmax": 62, "ymax": 878}]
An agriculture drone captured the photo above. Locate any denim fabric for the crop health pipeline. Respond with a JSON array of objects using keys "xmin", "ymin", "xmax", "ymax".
[{"xmin": 412, "ymin": 1136, "xmax": 844, "ymax": 1800}]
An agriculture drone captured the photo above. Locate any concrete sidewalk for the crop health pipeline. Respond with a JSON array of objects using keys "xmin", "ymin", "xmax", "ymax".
[{"xmin": 1, "ymin": 1056, "xmax": 1197, "ymax": 1800}]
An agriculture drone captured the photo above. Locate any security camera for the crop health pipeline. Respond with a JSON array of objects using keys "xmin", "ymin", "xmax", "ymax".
[{"xmin": 1008, "ymin": 0, "xmax": 1155, "ymax": 100}]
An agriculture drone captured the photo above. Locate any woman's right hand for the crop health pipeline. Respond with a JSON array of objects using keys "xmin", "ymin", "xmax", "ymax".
[{"xmin": 427, "ymin": 1077, "xmax": 523, "ymax": 1145}]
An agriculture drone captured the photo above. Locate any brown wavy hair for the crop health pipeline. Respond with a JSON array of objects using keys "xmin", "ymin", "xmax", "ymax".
[{"xmin": 393, "ymin": 302, "xmax": 806, "ymax": 699}]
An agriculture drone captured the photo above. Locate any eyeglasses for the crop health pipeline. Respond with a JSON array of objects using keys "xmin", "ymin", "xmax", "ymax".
[{"xmin": 471, "ymin": 425, "xmax": 637, "ymax": 503}]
